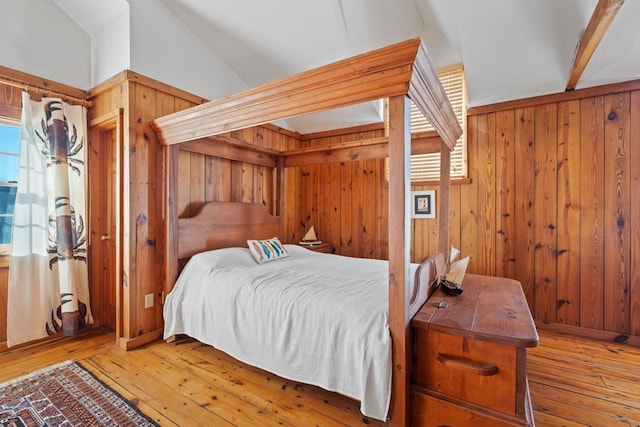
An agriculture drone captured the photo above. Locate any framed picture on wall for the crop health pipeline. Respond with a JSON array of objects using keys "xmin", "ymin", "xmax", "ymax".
[{"xmin": 411, "ymin": 190, "xmax": 436, "ymax": 219}]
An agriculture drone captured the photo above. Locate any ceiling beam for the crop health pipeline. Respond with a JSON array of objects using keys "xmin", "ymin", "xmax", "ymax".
[{"xmin": 566, "ymin": 0, "xmax": 625, "ymax": 91}]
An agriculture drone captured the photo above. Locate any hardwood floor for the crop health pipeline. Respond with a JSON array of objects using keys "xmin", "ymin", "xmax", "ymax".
[
  {"xmin": 1, "ymin": 327, "xmax": 639, "ymax": 426},
  {"xmin": 527, "ymin": 330, "xmax": 640, "ymax": 426}
]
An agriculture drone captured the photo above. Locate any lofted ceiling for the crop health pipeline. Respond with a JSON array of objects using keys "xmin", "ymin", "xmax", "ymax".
[{"xmin": 52, "ymin": 0, "xmax": 640, "ymax": 134}]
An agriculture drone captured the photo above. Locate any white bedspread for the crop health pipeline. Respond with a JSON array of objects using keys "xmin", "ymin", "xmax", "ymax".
[{"xmin": 163, "ymin": 244, "xmax": 397, "ymax": 421}]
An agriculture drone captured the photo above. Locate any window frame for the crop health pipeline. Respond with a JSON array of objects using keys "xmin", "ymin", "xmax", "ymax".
[{"xmin": 0, "ymin": 117, "xmax": 20, "ymax": 267}]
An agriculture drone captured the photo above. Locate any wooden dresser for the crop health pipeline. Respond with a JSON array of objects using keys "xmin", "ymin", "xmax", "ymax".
[{"xmin": 411, "ymin": 274, "xmax": 538, "ymax": 426}]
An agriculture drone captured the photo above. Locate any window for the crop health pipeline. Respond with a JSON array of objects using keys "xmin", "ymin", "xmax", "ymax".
[
  {"xmin": 0, "ymin": 120, "xmax": 20, "ymax": 247},
  {"xmin": 410, "ymin": 63, "xmax": 466, "ymax": 181},
  {"xmin": 388, "ymin": 63, "xmax": 467, "ymax": 182}
]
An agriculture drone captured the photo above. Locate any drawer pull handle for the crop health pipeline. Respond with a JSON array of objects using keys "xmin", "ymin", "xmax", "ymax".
[{"xmin": 437, "ymin": 353, "xmax": 499, "ymax": 376}]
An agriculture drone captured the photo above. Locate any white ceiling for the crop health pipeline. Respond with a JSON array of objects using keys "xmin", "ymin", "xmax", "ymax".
[
  {"xmin": 52, "ymin": 0, "xmax": 129, "ymax": 37},
  {"xmin": 52, "ymin": 0, "xmax": 640, "ymax": 133}
]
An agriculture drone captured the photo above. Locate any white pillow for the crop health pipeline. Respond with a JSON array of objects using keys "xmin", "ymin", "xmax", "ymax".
[
  {"xmin": 190, "ymin": 247, "xmax": 257, "ymax": 269},
  {"xmin": 247, "ymin": 237, "xmax": 290, "ymax": 264}
]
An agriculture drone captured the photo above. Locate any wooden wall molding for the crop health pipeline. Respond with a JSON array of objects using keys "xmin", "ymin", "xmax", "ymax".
[
  {"xmin": 0, "ymin": 65, "xmax": 89, "ymax": 105},
  {"xmin": 118, "ymin": 328, "xmax": 163, "ymax": 351},
  {"xmin": 468, "ymin": 78, "xmax": 640, "ymax": 115},
  {"xmin": 535, "ymin": 321, "xmax": 640, "ymax": 347},
  {"xmin": 88, "ymin": 70, "xmax": 207, "ymax": 106},
  {"xmin": 300, "ymin": 122, "xmax": 385, "ymax": 141}
]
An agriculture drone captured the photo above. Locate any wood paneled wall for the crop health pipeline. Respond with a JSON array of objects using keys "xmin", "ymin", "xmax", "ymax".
[
  {"xmin": 1, "ymin": 68, "xmax": 299, "ymax": 350},
  {"xmin": 175, "ymin": 127, "xmax": 297, "ymax": 219},
  {"xmin": 3, "ymin": 66, "xmax": 639, "ymax": 347},
  {"xmin": 287, "ymin": 81, "xmax": 640, "ymax": 341},
  {"xmin": 172, "ymin": 121, "xmax": 391, "ymax": 260},
  {"xmin": 462, "ymin": 82, "xmax": 640, "ymax": 339},
  {"xmin": 282, "ymin": 125, "xmax": 389, "ymax": 259},
  {"xmin": 88, "ymin": 71, "xmax": 208, "ymax": 347}
]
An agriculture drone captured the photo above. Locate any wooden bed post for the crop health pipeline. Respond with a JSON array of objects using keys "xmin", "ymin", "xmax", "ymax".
[
  {"xmin": 387, "ymin": 94, "xmax": 412, "ymax": 426},
  {"xmin": 163, "ymin": 144, "xmax": 179, "ymax": 298},
  {"xmin": 276, "ymin": 155, "xmax": 285, "ymax": 218},
  {"xmin": 438, "ymin": 141, "xmax": 451, "ymax": 257}
]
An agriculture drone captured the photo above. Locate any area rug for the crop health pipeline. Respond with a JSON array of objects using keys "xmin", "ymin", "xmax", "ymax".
[{"xmin": 0, "ymin": 360, "xmax": 157, "ymax": 426}]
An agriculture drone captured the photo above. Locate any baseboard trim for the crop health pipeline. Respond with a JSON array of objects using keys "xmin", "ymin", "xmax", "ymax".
[
  {"xmin": 535, "ymin": 320, "xmax": 640, "ymax": 347},
  {"xmin": 119, "ymin": 328, "xmax": 163, "ymax": 351}
]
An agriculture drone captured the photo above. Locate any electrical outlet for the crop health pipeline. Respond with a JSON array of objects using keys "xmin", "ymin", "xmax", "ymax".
[{"xmin": 145, "ymin": 293, "xmax": 154, "ymax": 308}]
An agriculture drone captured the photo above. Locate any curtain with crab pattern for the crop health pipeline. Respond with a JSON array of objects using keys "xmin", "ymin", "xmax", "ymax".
[{"xmin": 7, "ymin": 92, "xmax": 92, "ymax": 347}]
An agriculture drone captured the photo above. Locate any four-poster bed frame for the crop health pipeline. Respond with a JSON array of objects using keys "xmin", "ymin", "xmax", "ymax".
[{"xmin": 152, "ymin": 38, "xmax": 462, "ymax": 425}]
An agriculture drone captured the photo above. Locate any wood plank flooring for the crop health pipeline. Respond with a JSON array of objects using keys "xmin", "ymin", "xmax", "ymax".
[
  {"xmin": 1, "ymin": 327, "xmax": 639, "ymax": 426},
  {"xmin": 527, "ymin": 330, "xmax": 640, "ymax": 426}
]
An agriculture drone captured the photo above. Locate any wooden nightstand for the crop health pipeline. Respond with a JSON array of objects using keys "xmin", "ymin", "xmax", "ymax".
[{"xmin": 300, "ymin": 242, "xmax": 334, "ymax": 253}]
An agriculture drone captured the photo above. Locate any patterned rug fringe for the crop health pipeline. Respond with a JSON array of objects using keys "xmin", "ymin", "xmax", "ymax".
[{"xmin": 0, "ymin": 360, "xmax": 75, "ymax": 389}]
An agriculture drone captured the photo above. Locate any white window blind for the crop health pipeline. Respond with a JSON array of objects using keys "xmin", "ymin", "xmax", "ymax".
[{"xmin": 408, "ymin": 63, "xmax": 466, "ymax": 181}]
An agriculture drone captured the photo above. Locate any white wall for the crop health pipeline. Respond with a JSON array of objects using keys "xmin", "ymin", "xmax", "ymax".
[
  {"xmin": 0, "ymin": 0, "xmax": 245, "ymax": 100},
  {"xmin": 129, "ymin": 0, "xmax": 247, "ymax": 100},
  {"xmin": 0, "ymin": 0, "xmax": 91, "ymax": 90},
  {"xmin": 92, "ymin": 8, "xmax": 130, "ymax": 87}
]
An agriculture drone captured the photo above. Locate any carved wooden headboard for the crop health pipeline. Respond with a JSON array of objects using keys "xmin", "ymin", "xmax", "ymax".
[{"xmin": 177, "ymin": 201, "xmax": 281, "ymax": 261}]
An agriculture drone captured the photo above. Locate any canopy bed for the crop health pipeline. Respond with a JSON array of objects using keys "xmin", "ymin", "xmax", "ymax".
[{"xmin": 152, "ymin": 38, "xmax": 462, "ymax": 425}]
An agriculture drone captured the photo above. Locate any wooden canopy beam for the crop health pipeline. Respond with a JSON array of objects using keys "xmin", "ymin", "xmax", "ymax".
[
  {"xmin": 152, "ymin": 38, "xmax": 461, "ymax": 151},
  {"xmin": 178, "ymin": 133, "xmax": 441, "ymax": 172},
  {"xmin": 180, "ymin": 137, "xmax": 279, "ymax": 168},
  {"xmin": 283, "ymin": 134, "xmax": 443, "ymax": 167},
  {"xmin": 173, "ymin": 133, "xmax": 443, "ymax": 168},
  {"xmin": 566, "ymin": 0, "xmax": 625, "ymax": 91},
  {"xmin": 409, "ymin": 43, "xmax": 461, "ymax": 150}
]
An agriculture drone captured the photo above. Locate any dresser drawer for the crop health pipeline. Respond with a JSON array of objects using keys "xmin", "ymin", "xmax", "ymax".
[
  {"xmin": 411, "ymin": 388, "xmax": 526, "ymax": 427},
  {"xmin": 414, "ymin": 329, "xmax": 521, "ymax": 416}
]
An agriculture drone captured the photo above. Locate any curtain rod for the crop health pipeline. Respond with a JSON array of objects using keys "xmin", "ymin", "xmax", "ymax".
[{"xmin": 0, "ymin": 76, "xmax": 93, "ymax": 108}]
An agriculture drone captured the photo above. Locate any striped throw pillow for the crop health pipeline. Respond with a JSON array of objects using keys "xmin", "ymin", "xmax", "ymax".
[{"xmin": 247, "ymin": 237, "xmax": 289, "ymax": 264}]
